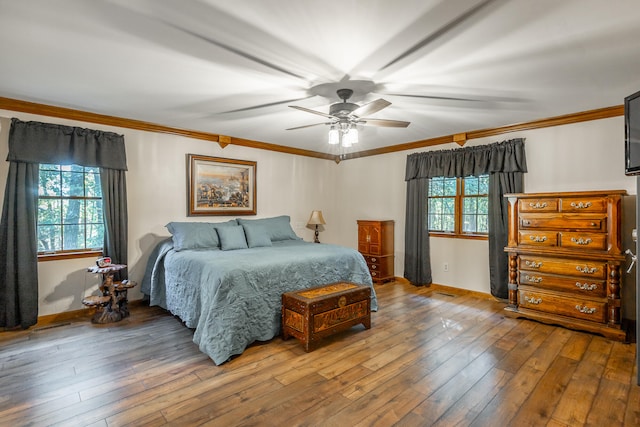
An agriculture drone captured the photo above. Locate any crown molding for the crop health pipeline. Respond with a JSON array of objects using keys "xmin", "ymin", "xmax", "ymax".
[{"xmin": 0, "ymin": 97, "xmax": 623, "ymax": 162}]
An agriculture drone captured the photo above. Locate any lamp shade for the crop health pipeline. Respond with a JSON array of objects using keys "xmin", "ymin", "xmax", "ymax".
[{"xmin": 307, "ymin": 210, "xmax": 326, "ymax": 226}]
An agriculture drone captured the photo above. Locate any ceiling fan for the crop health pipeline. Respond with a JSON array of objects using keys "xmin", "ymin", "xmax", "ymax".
[{"xmin": 287, "ymin": 89, "xmax": 410, "ymax": 147}]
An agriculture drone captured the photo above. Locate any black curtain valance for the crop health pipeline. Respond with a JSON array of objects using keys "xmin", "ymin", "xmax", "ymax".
[
  {"xmin": 7, "ymin": 118, "xmax": 127, "ymax": 170},
  {"xmin": 405, "ymin": 138, "xmax": 527, "ymax": 180}
]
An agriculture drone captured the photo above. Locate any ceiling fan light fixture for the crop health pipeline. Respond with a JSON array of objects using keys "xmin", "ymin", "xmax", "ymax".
[
  {"xmin": 328, "ymin": 126, "xmax": 339, "ymax": 145},
  {"xmin": 343, "ymin": 127, "xmax": 358, "ymax": 147}
]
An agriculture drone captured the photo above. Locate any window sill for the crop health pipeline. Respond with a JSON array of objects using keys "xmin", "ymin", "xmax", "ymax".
[
  {"xmin": 38, "ymin": 250, "xmax": 103, "ymax": 262},
  {"xmin": 429, "ymin": 232, "xmax": 488, "ymax": 241}
]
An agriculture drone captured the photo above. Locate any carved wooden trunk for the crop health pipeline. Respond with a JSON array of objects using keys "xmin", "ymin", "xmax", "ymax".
[
  {"xmin": 504, "ymin": 190, "xmax": 628, "ymax": 341},
  {"xmin": 282, "ymin": 282, "xmax": 371, "ymax": 351}
]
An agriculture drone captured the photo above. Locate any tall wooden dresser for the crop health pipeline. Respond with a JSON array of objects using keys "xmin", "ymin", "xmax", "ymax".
[
  {"xmin": 504, "ymin": 190, "xmax": 628, "ymax": 341},
  {"xmin": 357, "ymin": 220, "xmax": 394, "ymax": 283}
]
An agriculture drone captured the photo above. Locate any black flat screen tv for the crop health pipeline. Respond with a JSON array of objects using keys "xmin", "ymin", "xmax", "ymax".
[{"xmin": 625, "ymin": 89, "xmax": 640, "ymax": 175}]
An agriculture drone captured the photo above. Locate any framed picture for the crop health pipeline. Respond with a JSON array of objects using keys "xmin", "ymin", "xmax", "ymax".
[{"xmin": 187, "ymin": 154, "xmax": 257, "ymax": 216}]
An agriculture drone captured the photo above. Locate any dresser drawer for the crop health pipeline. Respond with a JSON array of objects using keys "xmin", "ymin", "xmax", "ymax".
[
  {"xmin": 518, "ymin": 271, "xmax": 606, "ymax": 297},
  {"xmin": 518, "ymin": 255, "xmax": 607, "ymax": 279},
  {"xmin": 560, "ymin": 197, "xmax": 607, "ymax": 213},
  {"xmin": 518, "ymin": 290, "xmax": 607, "ymax": 323},
  {"xmin": 559, "ymin": 232, "xmax": 607, "ymax": 251},
  {"xmin": 519, "ymin": 198, "xmax": 558, "ymax": 213},
  {"xmin": 519, "ymin": 214, "xmax": 606, "ymax": 231},
  {"xmin": 518, "ymin": 231, "xmax": 558, "ymax": 247}
]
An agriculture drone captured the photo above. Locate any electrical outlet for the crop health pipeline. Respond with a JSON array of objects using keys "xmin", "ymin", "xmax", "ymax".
[{"xmin": 443, "ymin": 262, "xmax": 449, "ymax": 272}]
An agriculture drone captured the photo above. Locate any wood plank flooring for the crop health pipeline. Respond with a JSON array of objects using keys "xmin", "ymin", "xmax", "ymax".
[{"xmin": 1, "ymin": 281, "xmax": 638, "ymax": 426}]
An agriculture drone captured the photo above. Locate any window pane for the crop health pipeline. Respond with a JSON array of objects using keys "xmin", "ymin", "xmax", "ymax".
[
  {"xmin": 38, "ymin": 199, "xmax": 61, "ymax": 225},
  {"xmin": 38, "ymin": 225, "xmax": 62, "ymax": 252},
  {"xmin": 86, "ymin": 223, "xmax": 104, "ymax": 249},
  {"xmin": 63, "ymin": 224, "xmax": 85, "ymax": 250},
  {"xmin": 463, "ymin": 198, "xmax": 477, "ymax": 214},
  {"xmin": 442, "ymin": 214, "xmax": 455, "ymax": 231},
  {"xmin": 477, "ymin": 214, "xmax": 489, "ymax": 233},
  {"xmin": 479, "ymin": 175, "xmax": 489, "ymax": 194},
  {"xmin": 429, "ymin": 178, "xmax": 444, "ymax": 196},
  {"xmin": 428, "ymin": 214, "xmax": 442, "ymax": 231},
  {"xmin": 62, "ymin": 171, "xmax": 85, "ymax": 197},
  {"xmin": 442, "ymin": 197, "xmax": 455, "ymax": 214},
  {"xmin": 463, "ymin": 214, "xmax": 476, "ymax": 232},
  {"xmin": 86, "ymin": 199, "xmax": 103, "ymax": 223},
  {"xmin": 478, "ymin": 197, "xmax": 489, "ymax": 215},
  {"xmin": 63, "ymin": 199, "xmax": 85, "ymax": 224},
  {"xmin": 85, "ymin": 171, "xmax": 102, "ymax": 197},
  {"xmin": 443, "ymin": 178, "xmax": 457, "ymax": 196},
  {"xmin": 39, "ymin": 170, "xmax": 61, "ymax": 196},
  {"xmin": 464, "ymin": 176, "xmax": 479, "ymax": 195}
]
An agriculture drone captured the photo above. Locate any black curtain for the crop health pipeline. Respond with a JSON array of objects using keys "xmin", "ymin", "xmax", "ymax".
[
  {"xmin": 404, "ymin": 138, "xmax": 527, "ymax": 297},
  {"xmin": 0, "ymin": 119, "xmax": 128, "ymax": 328}
]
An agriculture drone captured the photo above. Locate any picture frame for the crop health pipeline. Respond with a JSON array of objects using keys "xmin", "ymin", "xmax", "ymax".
[{"xmin": 187, "ymin": 154, "xmax": 257, "ymax": 216}]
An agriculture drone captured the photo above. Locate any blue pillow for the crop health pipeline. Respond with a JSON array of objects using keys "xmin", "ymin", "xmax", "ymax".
[
  {"xmin": 165, "ymin": 219, "xmax": 237, "ymax": 251},
  {"xmin": 166, "ymin": 222, "xmax": 219, "ymax": 251},
  {"xmin": 217, "ymin": 225, "xmax": 249, "ymax": 251},
  {"xmin": 242, "ymin": 224, "xmax": 272, "ymax": 248},
  {"xmin": 237, "ymin": 215, "xmax": 299, "ymax": 241}
]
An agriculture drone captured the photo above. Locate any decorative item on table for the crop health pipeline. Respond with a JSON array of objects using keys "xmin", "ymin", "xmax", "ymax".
[
  {"xmin": 307, "ymin": 210, "xmax": 326, "ymax": 243},
  {"xmin": 96, "ymin": 257, "xmax": 112, "ymax": 267}
]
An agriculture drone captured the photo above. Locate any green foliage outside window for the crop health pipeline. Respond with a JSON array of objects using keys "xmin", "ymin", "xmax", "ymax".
[
  {"xmin": 37, "ymin": 164, "xmax": 104, "ymax": 253},
  {"xmin": 428, "ymin": 177, "xmax": 457, "ymax": 232},
  {"xmin": 427, "ymin": 175, "xmax": 489, "ymax": 236}
]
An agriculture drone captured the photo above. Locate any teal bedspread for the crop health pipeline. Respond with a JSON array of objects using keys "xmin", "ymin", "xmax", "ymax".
[{"xmin": 142, "ymin": 240, "xmax": 376, "ymax": 364}]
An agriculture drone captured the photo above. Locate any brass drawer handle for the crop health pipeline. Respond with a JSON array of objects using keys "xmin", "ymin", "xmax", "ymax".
[
  {"xmin": 371, "ymin": 257, "xmax": 377, "ymax": 262},
  {"xmin": 371, "ymin": 265, "xmax": 377, "ymax": 270},
  {"xmin": 571, "ymin": 237, "xmax": 592, "ymax": 245},
  {"xmin": 522, "ymin": 220, "xmax": 531, "ymax": 226},
  {"xmin": 524, "ymin": 296, "xmax": 542, "ymax": 304},
  {"xmin": 576, "ymin": 265, "xmax": 597, "ymax": 274},
  {"xmin": 529, "ymin": 202, "xmax": 547, "ymax": 209},
  {"xmin": 525, "ymin": 260, "xmax": 542, "ymax": 268},
  {"xmin": 371, "ymin": 271, "xmax": 377, "ymax": 276},
  {"xmin": 575, "ymin": 304, "xmax": 597, "ymax": 314},
  {"xmin": 575, "ymin": 282, "xmax": 598, "ymax": 291},
  {"xmin": 524, "ymin": 275, "xmax": 542, "ymax": 283},
  {"xmin": 529, "ymin": 235, "xmax": 547, "ymax": 243},
  {"xmin": 570, "ymin": 201, "xmax": 592, "ymax": 209}
]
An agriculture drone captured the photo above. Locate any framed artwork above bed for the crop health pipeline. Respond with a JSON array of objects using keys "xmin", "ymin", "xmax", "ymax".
[{"xmin": 187, "ymin": 154, "xmax": 257, "ymax": 216}]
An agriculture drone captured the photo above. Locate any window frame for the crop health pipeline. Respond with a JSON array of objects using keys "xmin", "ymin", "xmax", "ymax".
[
  {"xmin": 37, "ymin": 164, "xmax": 105, "ymax": 261},
  {"xmin": 428, "ymin": 175, "xmax": 489, "ymax": 240}
]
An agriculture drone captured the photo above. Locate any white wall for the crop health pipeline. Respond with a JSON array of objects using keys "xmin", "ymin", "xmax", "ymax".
[{"xmin": 0, "ymin": 112, "xmax": 636, "ymax": 319}]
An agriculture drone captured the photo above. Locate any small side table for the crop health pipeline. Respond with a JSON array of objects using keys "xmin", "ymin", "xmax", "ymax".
[{"xmin": 83, "ymin": 264, "xmax": 136, "ymax": 324}]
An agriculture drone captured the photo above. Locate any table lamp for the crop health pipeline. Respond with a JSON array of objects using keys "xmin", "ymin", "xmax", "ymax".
[{"xmin": 307, "ymin": 210, "xmax": 326, "ymax": 243}]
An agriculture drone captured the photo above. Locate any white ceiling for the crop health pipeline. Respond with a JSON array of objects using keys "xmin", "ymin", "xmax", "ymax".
[{"xmin": 2, "ymin": 0, "xmax": 640, "ymax": 156}]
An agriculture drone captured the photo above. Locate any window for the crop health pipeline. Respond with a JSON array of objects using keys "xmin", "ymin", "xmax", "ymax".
[
  {"xmin": 428, "ymin": 174, "xmax": 489, "ymax": 238},
  {"xmin": 37, "ymin": 164, "xmax": 104, "ymax": 257}
]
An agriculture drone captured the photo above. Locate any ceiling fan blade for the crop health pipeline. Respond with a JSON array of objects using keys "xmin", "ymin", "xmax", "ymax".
[
  {"xmin": 286, "ymin": 122, "xmax": 330, "ymax": 131},
  {"xmin": 289, "ymin": 105, "xmax": 335, "ymax": 120},
  {"xmin": 358, "ymin": 118, "xmax": 410, "ymax": 128},
  {"xmin": 221, "ymin": 96, "xmax": 313, "ymax": 114},
  {"xmin": 350, "ymin": 98, "xmax": 391, "ymax": 117}
]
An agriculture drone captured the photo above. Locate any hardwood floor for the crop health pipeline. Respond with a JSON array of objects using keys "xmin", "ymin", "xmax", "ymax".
[{"xmin": 1, "ymin": 281, "xmax": 638, "ymax": 426}]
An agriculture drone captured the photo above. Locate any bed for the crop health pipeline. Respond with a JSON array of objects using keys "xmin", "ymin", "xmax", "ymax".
[{"xmin": 141, "ymin": 216, "xmax": 377, "ymax": 365}]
